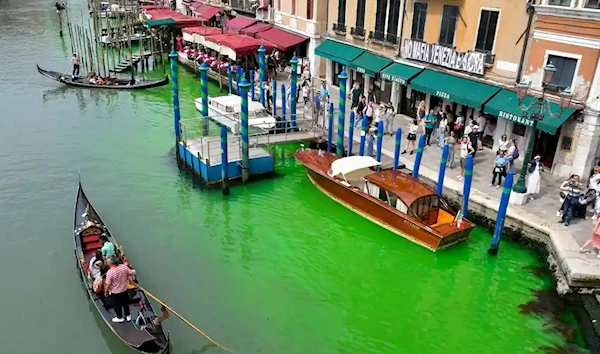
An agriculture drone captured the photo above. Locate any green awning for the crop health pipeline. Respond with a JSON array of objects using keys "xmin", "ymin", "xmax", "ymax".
[
  {"xmin": 314, "ymin": 39, "xmax": 363, "ymax": 66},
  {"xmin": 144, "ymin": 18, "xmax": 177, "ymax": 28},
  {"xmin": 483, "ymin": 89, "xmax": 577, "ymax": 135},
  {"xmin": 348, "ymin": 52, "xmax": 393, "ymax": 77},
  {"xmin": 410, "ymin": 69, "xmax": 501, "ymax": 109},
  {"xmin": 381, "ymin": 63, "xmax": 424, "ymax": 86}
]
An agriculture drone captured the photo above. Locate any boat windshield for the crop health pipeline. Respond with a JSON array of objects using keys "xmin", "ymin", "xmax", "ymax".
[
  {"xmin": 410, "ymin": 195, "xmax": 456, "ymax": 226},
  {"xmin": 251, "ymin": 109, "xmax": 271, "ymax": 118}
]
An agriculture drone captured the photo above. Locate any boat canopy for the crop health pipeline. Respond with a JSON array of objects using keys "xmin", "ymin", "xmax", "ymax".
[{"xmin": 330, "ymin": 156, "xmax": 380, "ymax": 179}]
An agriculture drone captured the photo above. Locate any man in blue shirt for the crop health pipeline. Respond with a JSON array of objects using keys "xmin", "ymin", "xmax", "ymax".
[
  {"xmin": 100, "ymin": 235, "xmax": 116, "ymax": 258},
  {"xmin": 424, "ymin": 109, "xmax": 436, "ymax": 145},
  {"xmin": 491, "ymin": 150, "xmax": 512, "ymax": 188}
]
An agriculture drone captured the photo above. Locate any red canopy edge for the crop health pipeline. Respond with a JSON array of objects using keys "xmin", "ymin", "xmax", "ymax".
[
  {"xmin": 204, "ymin": 33, "xmax": 277, "ymax": 57},
  {"xmin": 240, "ymin": 23, "xmax": 273, "ymax": 36},
  {"xmin": 225, "ymin": 16, "xmax": 257, "ymax": 31},
  {"xmin": 144, "ymin": 8, "xmax": 207, "ymax": 28},
  {"xmin": 256, "ymin": 27, "xmax": 307, "ymax": 50},
  {"xmin": 182, "ymin": 26, "xmax": 223, "ymax": 36}
]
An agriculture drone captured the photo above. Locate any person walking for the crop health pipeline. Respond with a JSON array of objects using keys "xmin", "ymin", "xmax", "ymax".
[
  {"xmin": 559, "ymin": 174, "xmax": 584, "ymax": 226},
  {"xmin": 437, "ymin": 113, "xmax": 448, "ymax": 148},
  {"xmin": 383, "ymin": 102, "xmax": 395, "ymax": 136},
  {"xmin": 476, "ymin": 115, "xmax": 487, "ymax": 150},
  {"xmin": 526, "ymin": 155, "xmax": 543, "ymax": 200},
  {"xmin": 71, "ymin": 53, "xmax": 80, "ymax": 77},
  {"xmin": 104, "ymin": 256, "xmax": 136, "ymax": 323},
  {"xmin": 458, "ymin": 136, "xmax": 475, "ymax": 181},
  {"xmin": 349, "ymin": 83, "xmax": 361, "ymax": 112},
  {"xmin": 580, "ymin": 218, "xmax": 600, "ymax": 258},
  {"xmin": 491, "ymin": 150, "xmax": 511, "ymax": 188},
  {"xmin": 402, "ymin": 119, "xmax": 420, "ymax": 155},
  {"xmin": 446, "ymin": 131, "xmax": 457, "ymax": 169},
  {"xmin": 424, "ymin": 109, "xmax": 436, "ymax": 145}
]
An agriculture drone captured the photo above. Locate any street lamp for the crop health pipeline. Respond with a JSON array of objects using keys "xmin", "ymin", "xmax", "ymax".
[{"xmin": 512, "ymin": 64, "xmax": 574, "ymax": 194}]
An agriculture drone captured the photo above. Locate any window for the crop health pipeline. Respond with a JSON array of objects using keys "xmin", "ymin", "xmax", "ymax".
[
  {"xmin": 277, "ymin": 0, "xmax": 281, "ymax": 10},
  {"xmin": 548, "ymin": 0, "xmax": 572, "ymax": 6},
  {"xmin": 291, "ymin": 0, "xmax": 295, "ymax": 15},
  {"xmin": 374, "ymin": 0, "xmax": 389, "ymax": 34},
  {"xmin": 475, "ymin": 10, "xmax": 499, "ymax": 53},
  {"xmin": 356, "ymin": 0, "xmax": 366, "ymax": 29},
  {"xmin": 411, "ymin": 2, "xmax": 427, "ymax": 41},
  {"xmin": 584, "ymin": 0, "xmax": 600, "ymax": 9},
  {"xmin": 547, "ymin": 55, "xmax": 577, "ymax": 89},
  {"xmin": 439, "ymin": 4, "xmax": 459, "ymax": 47},
  {"xmin": 513, "ymin": 123, "xmax": 526, "ymax": 137},
  {"xmin": 337, "ymin": 0, "xmax": 346, "ymax": 24},
  {"xmin": 386, "ymin": 0, "xmax": 402, "ymax": 42},
  {"xmin": 307, "ymin": 0, "xmax": 314, "ymax": 19}
]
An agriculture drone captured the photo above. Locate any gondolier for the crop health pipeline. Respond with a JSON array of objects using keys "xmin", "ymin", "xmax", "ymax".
[{"xmin": 71, "ymin": 53, "xmax": 80, "ymax": 77}]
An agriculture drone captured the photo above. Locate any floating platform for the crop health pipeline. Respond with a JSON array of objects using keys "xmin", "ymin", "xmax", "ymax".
[{"xmin": 109, "ymin": 51, "xmax": 152, "ymax": 73}]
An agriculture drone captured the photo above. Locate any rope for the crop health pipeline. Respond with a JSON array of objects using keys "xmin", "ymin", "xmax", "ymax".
[{"xmin": 137, "ymin": 285, "xmax": 235, "ymax": 354}]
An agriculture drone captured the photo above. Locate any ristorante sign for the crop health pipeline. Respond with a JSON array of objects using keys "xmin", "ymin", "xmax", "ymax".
[{"xmin": 401, "ymin": 39, "xmax": 486, "ymax": 75}]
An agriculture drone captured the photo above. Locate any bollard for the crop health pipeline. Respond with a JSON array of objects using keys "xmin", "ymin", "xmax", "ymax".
[
  {"xmin": 412, "ymin": 135, "xmax": 426, "ymax": 178},
  {"xmin": 250, "ymin": 70, "xmax": 255, "ymax": 101},
  {"xmin": 199, "ymin": 62, "xmax": 209, "ymax": 136},
  {"xmin": 462, "ymin": 155, "xmax": 474, "ymax": 218},
  {"xmin": 220, "ymin": 125, "xmax": 230, "ymax": 196},
  {"xmin": 272, "ymin": 79, "xmax": 277, "ymax": 117},
  {"xmin": 337, "ymin": 71, "xmax": 348, "ymax": 156},
  {"xmin": 359, "ymin": 114, "xmax": 368, "ymax": 156},
  {"xmin": 258, "ymin": 45, "xmax": 266, "ymax": 106},
  {"xmin": 437, "ymin": 144, "xmax": 450, "ymax": 195},
  {"xmin": 169, "ymin": 51, "xmax": 180, "ymax": 143},
  {"xmin": 376, "ymin": 120, "xmax": 383, "ymax": 166},
  {"xmin": 239, "ymin": 79, "xmax": 250, "ymax": 182},
  {"xmin": 281, "ymin": 84, "xmax": 286, "ymax": 132},
  {"xmin": 488, "ymin": 172, "xmax": 514, "ymax": 255},
  {"xmin": 290, "ymin": 55, "xmax": 298, "ymax": 132},
  {"xmin": 327, "ymin": 102, "xmax": 334, "ymax": 153},
  {"xmin": 227, "ymin": 63, "xmax": 232, "ymax": 94},
  {"xmin": 348, "ymin": 111, "xmax": 355, "ymax": 156},
  {"xmin": 394, "ymin": 128, "xmax": 402, "ymax": 170}
]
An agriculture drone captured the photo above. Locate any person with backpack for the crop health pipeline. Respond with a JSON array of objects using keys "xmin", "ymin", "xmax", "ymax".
[{"xmin": 507, "ymin": 139, "xmax": 519, "ymax": 172}]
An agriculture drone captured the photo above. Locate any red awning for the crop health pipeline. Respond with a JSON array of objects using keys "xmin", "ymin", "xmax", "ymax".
[
  {"xmin": 196, "ymin": 4, "xmax": 221, "ymax": 20},
  {"xmin": 241, "ymin": 23, "xmax": 273, "ymax": 36},
  {"xmin": 205, "ymin": 33, "xmax": 276, "ymax": 56},
  {"xmin": 145, "ymin": 8, "xmax": 206, "ymax": 28},
  {"xmin": 182, "ymin": 26, "xmax": 223, "ymax": 36},
  {"xmin": 225, "ymin": 16, "xmax": 256, "ymax": 31},
  {"xmin": 256, "ymin": 27, "xmax": 306, "ymax": 50}
]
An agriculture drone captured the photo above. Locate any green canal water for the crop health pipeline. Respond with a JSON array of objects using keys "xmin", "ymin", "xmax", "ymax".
[{"xmin": 0, "ymin": 1, "xmax": 589, "ymax": 353}]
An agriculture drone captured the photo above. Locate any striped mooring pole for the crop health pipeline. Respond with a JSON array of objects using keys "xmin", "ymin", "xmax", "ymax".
[
  {"xmin": 412, "ymin": 135, "xmax": 426, "ymax": 178},
  {"xmin": 376, "ymin": 120, "xmax": 384, "ymax": 168},
  {"xmin": 359, "ymin": 114, "xmax": 368, "ymax": 156},
  {"xmin": 199, "ymin": 61, "xmax": 209, "ymax": 136},
  {"xmin": 489, "ymin": 172, "xmax": 514, "ymax": 255},
  {"xmin": 220, "ymin": 124, "xmax": 230, "ymax": 195},
  {"xmin": 250, "ymin": 70, "xmax": 255, "ymax": 101},
  {"xmin": 239, "ymin": 78, "xmax": 251, "ymax": 182},
  {"xmin": 258, "ymin": 45, "xmax": 266, "ymax": 107},
  {"xmin": 169, "ymin": 50, "xmax": 180, "ymax": 144},
  {"xmin": 394, "ymin": 127, "xmax": 402, "ymax": 170},
  {"xmin": 437, "ymin": 144, "xmax": 449, "ymax": 195},
  {"xmin": 227, "ymin": 63, "xmax": 233, "ymax": 94},
  {"xmin": 337, "ymin": 71, "xmax": 348, "ymax": 156},
  {"xmin": 290, "ymin": 55, "xmax": 298, "ymax": 132},
  {"xmin": 462, "ymin": 155, "xmax": 474, "ymax": 218},
  {"xmin": 281, "ymin": 83, "xmax": 286, "ymax": 130},
  {"xmin": 348, "ymin": 111, "xmax": 355, "ymax": 156}
]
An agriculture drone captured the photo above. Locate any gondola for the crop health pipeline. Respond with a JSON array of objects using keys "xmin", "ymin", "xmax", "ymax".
[
  {"xmin": 37, "ymin": 65, "xmax": 169, "ymax": 89},
  {"xmin": 73, "ymin": 182, "xmax": 171, "ymax": 354},
  {"xmin": 55, "ymin": 1, "xmax": 67, "ymax": 10}
]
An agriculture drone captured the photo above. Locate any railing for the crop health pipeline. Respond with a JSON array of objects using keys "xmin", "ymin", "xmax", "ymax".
[
  {"xmin": 368, "ymin": 30, "xmax": 398, "ymax": 46},
  {"xmin": 229, "ymin": 0, "xmax": 257, "ymax": 13},
  {"xmin": 256, "ymin": 6, "xmax": 274, "ymax": 22},
  {"xmin": 333, "ymin": 23, "xmax": 347, "ymax": 35},
  {"xmin": 350, "ymin": 26, "xmax": 365, "ymax": 38}
]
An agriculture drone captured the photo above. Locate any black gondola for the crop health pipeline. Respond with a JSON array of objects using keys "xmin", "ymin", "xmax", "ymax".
[
  {"xmin": 37, "ymin": 65, "xmax": 169, "ymax": 89},
  {"xmin": 74, "ymin": 182, "xmax": 171, "ymax": 354},
  {"xmin": 55, "ymin": 1, "xmax": 67, "ymax": 10}
]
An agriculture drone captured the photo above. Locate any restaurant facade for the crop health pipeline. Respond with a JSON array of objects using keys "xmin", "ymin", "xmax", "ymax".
[{"xmin": 317, "ymin": 0, "xmax": 592, "ymax": 177}]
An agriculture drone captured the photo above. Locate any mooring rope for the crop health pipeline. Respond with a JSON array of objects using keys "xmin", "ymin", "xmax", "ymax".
[{"xmin": 137, "ymin": 285, "xmax": 236, "ymax": 354}]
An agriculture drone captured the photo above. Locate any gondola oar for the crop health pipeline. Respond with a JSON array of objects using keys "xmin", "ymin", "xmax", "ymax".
[{"xmin": 137, "ymin": 285, "xmax": 236, "ymax": 354}]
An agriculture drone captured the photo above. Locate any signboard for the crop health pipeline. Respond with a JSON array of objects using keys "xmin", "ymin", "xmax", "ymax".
[
  {"xmin": 356, "ymin": 67, "xmax": 366, "ymax": 74},
  {"xmin": 498, "ymin": 111, "xmax": 534, "ymax": 127},
  {"xmin": 380, "ymin": 72, "xmax": 406, "ymax": 85},
  {"xmin": 401, "ymin": 39, "xmax": 486, "ymax": 75}
]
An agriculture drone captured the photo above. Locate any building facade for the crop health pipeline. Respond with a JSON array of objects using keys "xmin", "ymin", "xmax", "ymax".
[{"xmin": 521, "ymin": 0, "xmax": 600, "ymax": 177}]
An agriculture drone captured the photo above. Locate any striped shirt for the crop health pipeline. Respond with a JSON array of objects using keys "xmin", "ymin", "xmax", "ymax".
[
  {"xmin": 105, "ymin": 264, "xmax": 134, "ymax": 294},
  {"xmin": 561, "ymin": 180, "xmax": 582, "ymax": 198}
]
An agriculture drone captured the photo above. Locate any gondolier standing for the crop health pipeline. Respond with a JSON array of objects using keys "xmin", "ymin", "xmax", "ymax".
[
  {"xmin": 105, "ymin": 256, "xmax": 136, "ymax": 323},
  {"xmin": 71, "ymin": 53, "xmax": 80, "ymax": 77}
]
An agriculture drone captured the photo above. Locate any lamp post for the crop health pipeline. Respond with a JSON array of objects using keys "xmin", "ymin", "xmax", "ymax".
[{"xmin": 512, "ymin": 64, "xmax": 573, "ymax": 194}]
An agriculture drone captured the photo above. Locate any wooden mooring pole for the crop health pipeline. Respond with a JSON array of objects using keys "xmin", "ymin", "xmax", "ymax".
[{"xmin": 57, "ymin": 10, "xmax": 63, "ymax": 37}]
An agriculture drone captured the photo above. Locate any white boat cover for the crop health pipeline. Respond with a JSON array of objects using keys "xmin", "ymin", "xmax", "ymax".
[{"xmin": 330, "ymin": 156, "xmax": 381, "ymax": 178}]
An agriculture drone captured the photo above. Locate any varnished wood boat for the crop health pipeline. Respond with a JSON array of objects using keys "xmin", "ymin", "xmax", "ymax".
[
  {"xmin": 74, "ymin": 183, "xmax": 171, "ymax": 353},
  {"xmin": 295, "ymin": 148, "xmax": 475, "ymax": 251},
  {"xmin": 37, "ymin": 65, "xmax": 169, "ymax": 89}
]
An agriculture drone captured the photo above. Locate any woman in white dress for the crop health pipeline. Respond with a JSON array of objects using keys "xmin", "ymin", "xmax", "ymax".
[
  {"xmin": 589, "ymin": 166, "xmax": 600, "ymax": 220},
  {"xmin": 527, "ymin": 155, "xmax": 543, "ymax": 200}
]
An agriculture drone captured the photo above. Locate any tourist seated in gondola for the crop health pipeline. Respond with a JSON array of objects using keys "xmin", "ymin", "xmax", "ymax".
[
  {"xmin": 99, "ymin": 235, "xmax": 115, "ymax": 258},
  {"xmin": 88, "ymin": 72, "xmax": 97, "ymax": 84},
  {"xmin": 89, "ymin": 250, "xmax": 104, "ymax": 280}
]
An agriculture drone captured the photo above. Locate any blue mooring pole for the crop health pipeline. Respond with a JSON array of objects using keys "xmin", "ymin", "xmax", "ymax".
[
  {"xmin": 290, "ymin": 55, "xmax": 298, "ymax": 132},
  {"xmin": 272, "ymin": 79, "xmax": 277, "ymax": 117},
  {"xmin": 239, "ymin": 78, "xmax": 250, "ymax": 182},
  {"xmin": 412, "ymin": 135, "xmax": 426, "ymax": 178},
  {"xmin": 488, "ymin": 172, "xmax": 514, "ymax": 255},
  {"xmin": 348, "ymin": 111, "xmax": 355, "ymax": 156},
  {"xmin": 250, "ymin": 70, "xmax": 255, "ymax": 101},
  {"xmin": 359, "ymin": 114, "xmax": 367, "ymax": 156},
  {"xmin": 258, "ymin": 45, "xmax": 266, "ymax": 107},
  {"xmin": 327, "ymin": 102, "xmax": 334, "ymax": 153},
  {"xmin": 236, "ymin": 69, "xmax": 241, "ymax": 96},
  {"xmin": 376, "ymin": 120, "xmax": 383, "ymax": 167},
  {"xmin": 227, "ymin": 63, "xmax": 232, "ymax": 94},
  {"xmin": 462, "ymin": 155, "xmax": 474, "ymax": 217},
  {"xmin": 394, "ymin": 127, "xmax": 402, "ymax": 170},
  {"xmin": 220, "ymin": 125, "xmax": 230, "ymax": 195},
  {"xmin": 281, "ymin": 84, "xmax": 286, "ymax": 131},
  {"xmin": 337, "ymin": 71, "xmax": 348, "ymax": 156},
  {"xmin": 437, "ymin": 144, "xmax": 450, "ymax": 195},
  {"xmin": 169, "ymin": 51, "xmax": 180, "ymax": 144},
  {"xmin": 199, "ymin": 62, "xmax": 209, "ymax": 137}
]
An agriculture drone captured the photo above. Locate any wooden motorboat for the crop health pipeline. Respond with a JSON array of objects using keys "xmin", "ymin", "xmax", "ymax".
[
  {"xmin": 294, "ymin": 149, "xmax": 475, "ymax": 251},
  {"xmin": 37, "ymin": 65, "xmax": 169, "ymax": 90},
  {"xmin": 73, "ymin": 183, "xmax": 171, "ymax": 354}
]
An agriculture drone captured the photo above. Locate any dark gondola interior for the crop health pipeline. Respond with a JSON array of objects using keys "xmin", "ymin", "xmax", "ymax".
[{"xmin": 37, "ymin": 65, "xmax": 169, "ymax": 89}]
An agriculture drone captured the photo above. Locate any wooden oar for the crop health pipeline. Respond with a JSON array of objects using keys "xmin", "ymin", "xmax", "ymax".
[
  {"xmin": 57, "ymin": 67, "xmax": 70, "ymax": 86},
  {"xmin": 136, "ymin": 285, "xmax": 236, "ymax": 354}
]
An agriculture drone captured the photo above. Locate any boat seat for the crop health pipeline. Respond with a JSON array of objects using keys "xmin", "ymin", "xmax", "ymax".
[
  {"xmin": 82, "ymin": 235, "xmax": 99, "ymax": 243},
  {"xmin": 84, "ymin": 241, "xmax": 102, "ymax": 250}
]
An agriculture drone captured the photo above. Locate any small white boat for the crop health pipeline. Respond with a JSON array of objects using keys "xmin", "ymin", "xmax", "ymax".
[
  {"xmin": 100, "ymin": 33, "xmax": 146, "ymax": 46},
  {"xmin": 194, "ymin": 94, "xmax": 277, "ymax": 135}
]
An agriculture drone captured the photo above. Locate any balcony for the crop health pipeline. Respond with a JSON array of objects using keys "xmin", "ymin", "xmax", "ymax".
[
  {"xmin": 350, "ymin": 26, "xmax": 365, "ymax": 39},
  {"xmin": 333, "ymin": 23, "xmax": 347, "ymax": 35},
  {"xmin": 229, "ymin": 0, "xmax": 257, "ymax": 14},
  {"xmin": 255, "ymin": 6, "xmax": 274, "ymax": 22},
  {"xmin": 368, "ymin": 30, "xmax": 398, "ymax": 47}
]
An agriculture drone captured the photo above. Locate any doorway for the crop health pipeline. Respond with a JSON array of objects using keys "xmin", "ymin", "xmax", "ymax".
[{"xmin": 532, "ymin": 127, "xmax": 560, "ymax": 169}]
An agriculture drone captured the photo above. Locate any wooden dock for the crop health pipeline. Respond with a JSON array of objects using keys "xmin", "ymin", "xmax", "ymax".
[{"xmin": 110, "ymin": 50, "xmax": 152, "ymax": 73}]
